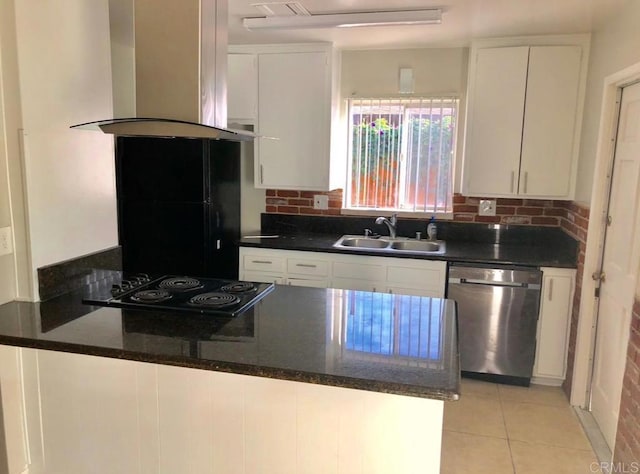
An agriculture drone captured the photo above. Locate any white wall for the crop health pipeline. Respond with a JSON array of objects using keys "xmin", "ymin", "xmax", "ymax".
[
  {"xmin": 0, "ymin": 0, "xmax": 30, "ymax": 302},
  {"xmin": 13, "ymin": 0, "xmax": 118, "ymax": 300},
  {"xmin": 574, "ymin": 0, "xmax": 640, "ymax": 205},
  {"xmin": 341, "ymin": 47, "xmax": 469, "ymax": 192},
  {"xmin": 341, "ymin": 48, "xmax": 468, "ymax": 98}
]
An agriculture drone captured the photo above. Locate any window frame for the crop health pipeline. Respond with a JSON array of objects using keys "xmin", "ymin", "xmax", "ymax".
[{"xmin": 341, "ymin": 96, "xmax": 459, "ymax": 219}]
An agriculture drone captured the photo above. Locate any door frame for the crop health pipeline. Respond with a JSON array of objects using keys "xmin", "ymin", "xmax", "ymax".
[{"xmin": 571, "ymin": 61, "xmax": 640, "ymax": 408}]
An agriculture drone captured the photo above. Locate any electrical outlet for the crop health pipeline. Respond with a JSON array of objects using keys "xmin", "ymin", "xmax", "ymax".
[
  {"xmin": 313, "ymin": 195, "xmax": 329, "ymax": 210},
  {"xmin": 0, "ymin": 226, "xmax": 13, "ymax": 256},
  {"xmin": 478, "ymin": 199, "xmax": 497, "ymax": 216}
]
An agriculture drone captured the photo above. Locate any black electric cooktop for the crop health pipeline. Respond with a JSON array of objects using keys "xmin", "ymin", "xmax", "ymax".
[{"xmin": 83, "ymin": 274, "xmax": 274, "ymax": 317}]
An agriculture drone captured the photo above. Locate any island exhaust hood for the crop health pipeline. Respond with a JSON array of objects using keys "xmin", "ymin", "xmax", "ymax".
[{"xmin": 72, "ymin": 0, "xmax": 252, "ymax": 141}]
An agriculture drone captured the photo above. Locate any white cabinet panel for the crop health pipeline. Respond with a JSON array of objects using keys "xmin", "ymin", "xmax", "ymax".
[
  {"xmin": 287, "ymin": 257, "xmax": 330, "ymax": 277},
  {"xmin": 333, "ymin": 260, "xmax": 386, "ymax": 281},
  {"xmin": 533, "ymin": 267, "xmax": 575, "ymax": 384},
  {"xmin": 230, "ymin": 43, "xmax": 345, "ymax": 191},
  {"xmin": 0, "ymin": 346, "xmax": 28, "ymax": 474},
  {"xmin": 239, "ymin": 247, "xmax": 446, "ymax": 297},
  {"xmin": 386, "ymin": 286, "xmax": 442, "ymax": 298},
  {"xmin": 35, "ymin": 351, "xmax": 141, "ymax": 474},
  {"xmin": 11, "ymin": 347, "xmax": 445, "ymax": 473},
  {"xmin": 257, "ymin": 51, "xmax": 330, "ymax": 190},
  {"xmin": 242, "ymin": 271, "xmax": 284, "ymax": 284},
  {"xmin": 464, "ymin": 47, "xmax": 529, "ymax": 196},
  {"xmin": 520, "ymin": 46, "xmax": 582, "ymax": 197},
  {"xmin": 242, "ymin": 252, "xmax": 286, "ymax": 273},
  {"xmin": 286, "ymin": 277, "xmax": 328, "ymax": 288},
  {"xmin": 387, "ymin": 261, "xmax": 446, "ymax": 297},
  {"xmin": 228, "ymin": 54, "xmax": 257, "ymax": 121},
  {"xmin": 244, "ymin": 377, "xmax": 298, "ymax": 474},
  {"xmin": 331, "ymin": 278, "xmax": 380, "ymax": 292},
  {"xmin": 463, "ymin": 38, "xmax": 588, "ymax": 200}
]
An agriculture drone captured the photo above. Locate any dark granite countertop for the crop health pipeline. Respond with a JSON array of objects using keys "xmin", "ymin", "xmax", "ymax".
[
  {"xmin": 239, "ymin": 214, "xmax": 579, "ymax": 269},
  {"xmin": 239, "ymin": 233, "xmax": 578, "ymax": 268},
  {"xmin": 0, "ymin": 279, "xmax": 460, "ymax": 401}
]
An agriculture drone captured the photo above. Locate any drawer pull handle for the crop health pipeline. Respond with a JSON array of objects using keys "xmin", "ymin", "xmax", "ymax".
[
  {"xmin": 548, "ymin": 279, "xmax": 554, "ymax": 301},
  {"xmin": 252, "ymin": 260, "xmax": 272, "ymax": 264},
  {"xmin": 296, "ymin": 263, "xmax": 317, "ymax": 268}
]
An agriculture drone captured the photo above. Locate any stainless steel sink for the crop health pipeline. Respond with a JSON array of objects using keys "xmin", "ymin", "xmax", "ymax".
[
  {"xmin": 389, "ymin": 240, "xmax": 443, "ymax": 252},
  {"xmin": 338, "ymin": 238, "xmax": 389, "ymax": 249},
  {"xmin": 332, "ymin": 235, "xmax": 446, "ymax": 255}
]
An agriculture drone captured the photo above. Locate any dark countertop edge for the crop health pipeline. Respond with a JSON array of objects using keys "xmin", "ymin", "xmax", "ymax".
[
  {"xmin": 238, "ymin": 236, "xmax": 578, "ymax": 269},
  {"xmin": 0, "ymin": 335, "xmax": 460, "ymax": 402}
]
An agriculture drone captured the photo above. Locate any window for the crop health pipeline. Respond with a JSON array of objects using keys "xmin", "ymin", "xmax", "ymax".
[
  {"xmin": 343, "ymin": 291, "xmax": 444, "ymax": 368},
  {"xmin": 345, "ymin": 97, "xmax": 458, "ymax": 215}
]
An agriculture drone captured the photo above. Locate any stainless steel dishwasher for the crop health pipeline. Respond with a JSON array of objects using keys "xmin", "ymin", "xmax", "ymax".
[{"xmin": 447, "ymin": 263, "xmax": 542, "ymax": 386}]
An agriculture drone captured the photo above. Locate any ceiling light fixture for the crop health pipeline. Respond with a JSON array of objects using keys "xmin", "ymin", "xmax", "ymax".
[{"xmin": 243, "ymin": 9, "xmax": 442, "ymax": 30}]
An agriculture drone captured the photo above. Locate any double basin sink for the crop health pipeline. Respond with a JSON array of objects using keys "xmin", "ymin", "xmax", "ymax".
[{"xmin": 333, "ymin": 235, "xmax": 446, "ymax": 255}]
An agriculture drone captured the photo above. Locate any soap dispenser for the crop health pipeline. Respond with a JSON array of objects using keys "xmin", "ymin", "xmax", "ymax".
[{"xmin": 427, "ymin": 217, "xmax": 437, "ymax": 241}]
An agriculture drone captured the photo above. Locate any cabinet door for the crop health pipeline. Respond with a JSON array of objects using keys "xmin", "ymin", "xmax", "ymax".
[
  {"xmin": 228, "ymin": 54, "xmax": 257, "ymax": 121},
  {"xmin": 464, "ymin": 47, "xmax": 529, "ymax": 196},
  {"xmin": 520, "ymin": 46, "xmax": 582, "ymax": 197},
  {"xmin": 285, "ymin": 277, "xmax": 328, "ymax": 288},
  {"xmin": 386, "ymin": 261, "xmax": 447, "ymax": 298},
  {"xmin": 534, "ymin": 268, "xmax": 575, "ymax": 381},
  {"xmin": 331, "ymin": 278, "xmax": 381, "ymax": 292},
  {"xmin": 241, "ymin": 271, "xmax": 284, "ymax": 284},
  {"xmin": 386, "ymin": 286, "xmax": 442, "ymax": 298},
  {"xmin": 256, "ymin": 52, "xmax": 330, "ymax": 190}
]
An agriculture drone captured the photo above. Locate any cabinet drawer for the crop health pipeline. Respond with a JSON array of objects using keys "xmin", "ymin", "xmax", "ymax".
[
  {"xmin": 242, "ymin": 254, "xmax": 286, "ymax": 273},
  {"xmin": 287, "ymin": 258, "xmax": 329, "ymax": 277},
  {"xmin": 333, "ymin": 262, "xmax": 386, "ymax": 281}
]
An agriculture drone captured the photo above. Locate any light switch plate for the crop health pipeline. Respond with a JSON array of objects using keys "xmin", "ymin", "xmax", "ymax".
[
  {"xmin": 479, "ymin": 199, "xmax": 497, "ymax": 216},
  {"xmin": 0, "ymin": 226, "xmax": 13, "ymax": 256},
  {"xmin": 313, "ymin": 195, "xmax": 329, "ymax": 210}
]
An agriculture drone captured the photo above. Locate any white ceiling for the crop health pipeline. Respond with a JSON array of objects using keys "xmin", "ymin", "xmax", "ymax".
[{"xmin": 228, "ymin": 0, "xmax": 627, "ymax": 49}]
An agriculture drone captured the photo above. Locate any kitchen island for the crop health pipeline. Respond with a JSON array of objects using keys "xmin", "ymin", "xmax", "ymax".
[{"xmin": 0, "ymin": 276, "xmax": 458, "ymax": 474}]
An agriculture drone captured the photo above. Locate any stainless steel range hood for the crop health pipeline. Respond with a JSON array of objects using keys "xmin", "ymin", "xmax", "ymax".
[
  {"xmin": 71, "ymin": 118, "xmax": 253, "ymax": 141},
  {"xmin": 72, "ymin": 0, "xmax": 251, "ymax": 141}
]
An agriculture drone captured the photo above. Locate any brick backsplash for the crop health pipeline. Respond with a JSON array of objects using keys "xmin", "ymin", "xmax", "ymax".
[
  {"xmin": 615, "ymin": 297, "xmax": 640, "ymax": 466},
  {"xmin": 266, "ymin": 191, "xmax": 572, "ymax": 226},
  {"xmin": 557, "ymin": 201, "xmax": 590, "ymax": 400},
  {"xmin": 266, "ymin": 189, "xmax": 344, "ymax": 216}
]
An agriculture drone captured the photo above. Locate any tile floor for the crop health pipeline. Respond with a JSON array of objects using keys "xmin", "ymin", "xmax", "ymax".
[{"xmin": 441, "ymin": 379, "xmax": 601, "ymax": 473}]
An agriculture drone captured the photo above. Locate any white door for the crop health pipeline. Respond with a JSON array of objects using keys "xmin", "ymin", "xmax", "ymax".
[{"xmin": 591, "ymin": 81, "xmax": 640, "ymax": 449}]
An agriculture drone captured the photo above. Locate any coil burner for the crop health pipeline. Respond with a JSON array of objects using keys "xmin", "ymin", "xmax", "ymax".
[
  {"xmin": 130, "ymin": 289, "xmax": 172, "ymax": 303},
  {"xmin": 158, "ymin": 276, "xmax": 203, "ymax": 292},
  {"xmin": 220, "ymin": 281, "xmax": 257, "ymax": 294},
  {"xmin": 188, "ymin": 292, "xmax": 241, "ymax": 308},
  {"xmin": 84, "ymin": 274, "xmax": 275, "ymax": 317}
]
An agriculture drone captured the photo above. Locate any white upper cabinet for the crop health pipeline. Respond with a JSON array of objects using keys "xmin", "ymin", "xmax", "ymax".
[
  {"xmin": 227, "ymin": 54, "xmax": 258, "ymax": 122},
  {"xmin": 464, "ymin": 47, "xmax": 529, "ymax": 196},
  {"xmin": 462, "ymin": 37, "xmax": 589, "ymax": 199},
  {"xmin": 520, "ymin": 46, "xmax": 582, "ymax": 196},
  {"xmin": 228, "ymin": 44, "xmax": 345, "ymax": 191}
]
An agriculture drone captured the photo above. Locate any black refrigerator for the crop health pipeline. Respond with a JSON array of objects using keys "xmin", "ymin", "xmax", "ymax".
[{"xmin": 115, "ymin": 136, "xmax": 241, "ymax": 279}]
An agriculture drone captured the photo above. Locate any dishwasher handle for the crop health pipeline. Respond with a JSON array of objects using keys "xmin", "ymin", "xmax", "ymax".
[{"xmin": 448, "ymin": 277, "xmax": 540, "ymax": 290}]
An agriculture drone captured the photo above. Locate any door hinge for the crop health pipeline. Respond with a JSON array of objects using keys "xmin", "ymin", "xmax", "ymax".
[{"xmin": 607, "ymin": 215, "xmax": 612, "ymax": 226}]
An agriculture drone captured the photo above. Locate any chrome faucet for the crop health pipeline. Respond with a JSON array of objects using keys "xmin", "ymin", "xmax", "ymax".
[{"xmin": 375, "ymin": 213, "xmax": 398, "ymax": 238}]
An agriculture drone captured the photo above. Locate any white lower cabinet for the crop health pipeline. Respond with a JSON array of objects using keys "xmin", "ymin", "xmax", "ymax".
[
  {"xmin": 9, "ymin": 346, "xmax": 445, "ymax": 474},
  {"xmin": 239, "ymin": 247, "xmax": 447, "ymax": 297},
  {"xmin": 532, "ymin": 267, "xmax": 576, "ymax": 385}
]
